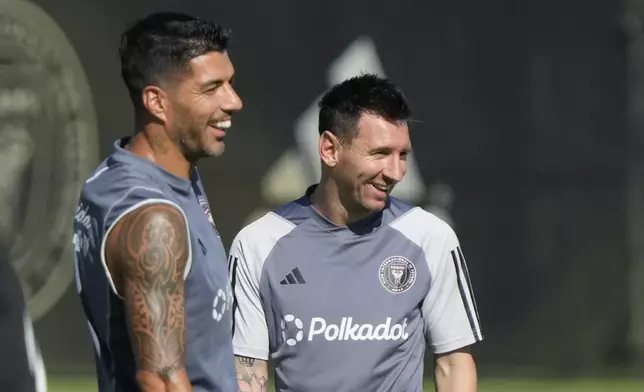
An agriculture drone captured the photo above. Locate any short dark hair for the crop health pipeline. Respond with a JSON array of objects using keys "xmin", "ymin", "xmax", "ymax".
[
  {"xmin": 119, "ymin": 11, "xmax": 231, "ymax": 110},
  {"xmin": 318, "ymin": 74, "xmax": 411, "ymax": 143}
]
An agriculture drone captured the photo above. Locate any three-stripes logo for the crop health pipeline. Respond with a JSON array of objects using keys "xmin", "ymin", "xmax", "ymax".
[
  {"xmin": 229, "ymin": 255, "xmax": 239, "ymax": 335},
  {"xmin": 280, "ymin": 268, "xmax": 306, "ymax": 285},
  {"xmin": 450, "ymin": 246, "xmax": 483, "ymax": 342}
]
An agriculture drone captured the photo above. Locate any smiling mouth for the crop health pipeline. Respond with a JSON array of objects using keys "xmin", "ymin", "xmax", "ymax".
[
  {"xmin": 208, "ymin": 119, "xmax": 231, "ymax": 130},
  {"xmin": 371, "ymin": 183, "xmax": 392, "ymax": 193}
]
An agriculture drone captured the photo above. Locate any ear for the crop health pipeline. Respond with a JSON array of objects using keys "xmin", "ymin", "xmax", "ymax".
[
  {"xmin": 142, "ymin": 85, "xmax": 170, "ymax": 124},
  {"xmin": 319, "ymin": 130, "xmax": 341, "ymax": 167}
]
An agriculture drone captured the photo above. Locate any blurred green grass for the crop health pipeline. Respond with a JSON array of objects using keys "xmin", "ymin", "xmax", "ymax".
[{"xmin": 49, "ymin": 376, "xmax": 644, "ymax": 391}]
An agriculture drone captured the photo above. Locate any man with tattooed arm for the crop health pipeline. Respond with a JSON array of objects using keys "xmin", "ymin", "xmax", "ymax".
[{"xmin": 72, "ymin": 11, "xmax": 242, "ymax": 392}]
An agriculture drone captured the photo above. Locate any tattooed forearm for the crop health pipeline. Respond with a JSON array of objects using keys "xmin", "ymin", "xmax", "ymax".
[
  {"xmin": 235, "ymin": 356, "xmax": 268, "ymax": 392},
  {"xmin": 238, "ymin": 356, "xmax": 255, "ymax": 367},
  {"xmin": 112, "ymin": 204, "xmax": 189, "ymax": 379}
]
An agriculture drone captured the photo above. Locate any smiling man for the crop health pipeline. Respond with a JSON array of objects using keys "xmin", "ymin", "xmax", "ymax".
[
  {"xmin": 73, "ymin": 12, "xmax": 242, "ymax": 392},
  {"xmin": 230, "ymin": 74, "xmax": 482, "ymax": 392}
]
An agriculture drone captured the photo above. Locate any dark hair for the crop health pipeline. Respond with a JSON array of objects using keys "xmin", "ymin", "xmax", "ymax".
[
  {"xmin": 318, "ymin": 73, "xmax": 411, "ymax": 143},
  {"xmin": 119, "ymin": 11, "xmax": 231, "ymax": 110}
]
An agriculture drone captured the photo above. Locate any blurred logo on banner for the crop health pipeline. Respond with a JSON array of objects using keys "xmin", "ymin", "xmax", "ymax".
[
  {"xmin": 244, "ymin": 37, "xmax": 455, "ymax": 228},
  {"xmin": 0, "ymin": 0, "xmax": 99, "ymax": 321}
]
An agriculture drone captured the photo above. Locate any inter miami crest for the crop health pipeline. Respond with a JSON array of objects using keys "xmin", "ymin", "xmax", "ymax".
[
  {"xmin": 198, "ymin": 196, "xmax": 220, "ymax": 237},
  {"xmin": 379, "ymin": 256, "xmax": 416, "ymax": 293},
  {"xmin": 198, "ymin": 196, "xmax": 214, "ymax": 224}
]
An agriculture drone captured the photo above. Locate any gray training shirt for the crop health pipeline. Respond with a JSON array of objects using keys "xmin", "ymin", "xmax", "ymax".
[
  {"xmin": 73, "ymin": 138, "xmax": 237, "ymax": 392},
  {"xmin": 230, "ymin": 185, "xmax": 483, "ymax": 392}
]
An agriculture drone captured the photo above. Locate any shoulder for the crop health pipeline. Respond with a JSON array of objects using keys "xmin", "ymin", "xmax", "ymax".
[
  {"xmin": 231, "ymin": 211, "xmax": 297, "ymax": 257},
  {"xmin": 232, "ymin": 195, "xmax": 311, "ymax": 247},
  {"xmin": 116, "ymin": 202, "xmax": 188, "ymax": 230},
  {"xmin": 108, "ymin": 202, "xmax": 188, "ymax": 247},
  {"xmin": 106, "ymin": 202, "xmax": 191, "ymax": 296},
  {"xmin": 229, "ymin": 211, "xmax": 297, "ymax": 281},
  {"xmin": 107, "ymin": 203, "xmax": 189, "ymax": 258},
  {"xmin": 81, "ymin": 160, "xmax": 178, "ymax": 227},
  {"xmin": 82, "ymin": 160, "xmax": 165, "ymax": 202},
  {"xmin": 388, "ymin": 202, "xmax": 457, "ymax": 249}
]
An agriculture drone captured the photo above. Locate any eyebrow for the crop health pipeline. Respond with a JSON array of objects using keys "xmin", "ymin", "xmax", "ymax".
[
  {"xmin": 199, "ymin": 74, "xmax": 235, "ymax": 90},
  {"xmin": 369, "ymin": 146, "xmax": 413, "ymax": 154}
]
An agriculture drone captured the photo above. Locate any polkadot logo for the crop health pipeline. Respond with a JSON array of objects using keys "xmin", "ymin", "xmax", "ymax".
[
  {"xmin": 280, "ymin": 314, "xmax": 304, "ymax": 347},
  {"xmin": 212, "ymin": 289, "xmax": 227, "ymax": 322}
]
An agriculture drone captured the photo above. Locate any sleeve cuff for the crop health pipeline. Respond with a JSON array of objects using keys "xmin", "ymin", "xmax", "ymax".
[
  {"xmin": 431, "ymin": 334, "xmax": 483, "ymax": 355},
  {"xmin": 233, "ymin": 344, "xmax": 269, "ymax": 361}
]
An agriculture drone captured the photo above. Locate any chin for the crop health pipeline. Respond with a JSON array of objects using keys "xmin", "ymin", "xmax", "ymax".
[
  {"xmin": 361, "ymin": 198, "xmax": 387, "ymax": 213},
  {"xmin": 204, "ymin": 143, "xmax": 225, "ymax": 157}
]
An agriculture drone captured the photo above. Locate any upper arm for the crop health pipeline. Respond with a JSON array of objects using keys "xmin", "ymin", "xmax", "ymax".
[
  {"xmin": 231, "ymin": 213, "xmax": 296, "ymax": 361},
  {"xmin": 434, "ymin": 347, "xmax": 478, "ymax": 391},
  {"xmin": 230, "ymin": 231, "xmax": 270, "ymax": 361},
  {"xmin": 106, "ymin": 202, "xmax": 190, "ymax": 377},
  {"xmin": 421, "ymin": 225, "xmax": 483, "ymax": 354}
]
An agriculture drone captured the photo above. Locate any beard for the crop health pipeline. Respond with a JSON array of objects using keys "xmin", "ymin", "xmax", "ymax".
[
  {"xmin": 168, "ymin": 100, "xmax": 227, "ymax": 160},
  {"xmin": 170, "ymin": 109, "xmax": 208, "ymax": 161}
]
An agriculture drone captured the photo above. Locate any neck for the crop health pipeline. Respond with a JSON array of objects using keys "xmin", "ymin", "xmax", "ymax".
[
  {"xmin": 126, "ymin": 124, "xmax": 192, "ymax": 179},
  {"xmin": 310, "ymin": 177, "xmax": 372, "ymax": 226}
]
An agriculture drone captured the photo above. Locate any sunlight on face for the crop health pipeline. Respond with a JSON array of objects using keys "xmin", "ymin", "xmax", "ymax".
[
  {"xmin": 335, "ymin": 113, "xmax": 411, "ymax": 214},
  {"xmin": 168, "ymin": 51, "xmax": 242, "ymax": 159}
]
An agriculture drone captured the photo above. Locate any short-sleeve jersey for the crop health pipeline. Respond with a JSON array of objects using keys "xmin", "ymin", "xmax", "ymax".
[
  {"xmin": 230, "ymin": 185, "xmax": 482, "ymax": 392},
  {"xmin": 73, "ymin": 138, "xmax": 237, "ymax": 392}
]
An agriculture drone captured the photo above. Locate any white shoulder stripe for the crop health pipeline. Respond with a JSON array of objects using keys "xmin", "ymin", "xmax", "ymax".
[
  {"xmin": 230, "ymin": 212, "xmax": 296, "ymax": 361},
  {"xmin": 234, "ymin": 212, "xmax": 297, "ymax": 273},
  {"xmin": 100, "ymin": 198, "xmax": 192, "ymax": 299},
  {"xmin": 389, "ymin": 207, "xmax": 449, "ymax": 247}
]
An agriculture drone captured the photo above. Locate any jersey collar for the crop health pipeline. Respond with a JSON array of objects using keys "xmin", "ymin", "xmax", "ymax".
[
  {"xmin": 301, "ymin": 184, "xmax": 387, "ymax": 235},
  {"xmin": 109, "ymin": 138, "xmax": 193, "ymax": 195}
]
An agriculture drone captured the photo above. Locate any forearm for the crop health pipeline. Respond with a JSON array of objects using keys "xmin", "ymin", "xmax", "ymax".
[
  {"xmin": 137, "ymin": 369, "xmax": 192, "ymax": 392},
  {"xmin": 433, "ymin": 350, "xmax": 478, "ymax": 392},
  {"xmin": 236, "ymin": 356, "xmax": 268, "ymax": 392}
]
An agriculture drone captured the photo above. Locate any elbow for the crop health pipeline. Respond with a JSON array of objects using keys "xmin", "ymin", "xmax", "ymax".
[
  {"xmin": 434, "ymin": 348, "xmax": 478, "ymax": 387},
  {"xmin": 435, "ymin": 358, "xmax": 451, "ymax": 379},
  {"xmin": 136, "ymin": 368, "xmax": 181, "ymax": 392},
  {"xmin": 136, "ymin": 367, "xmax": 191, "ymax": 392}
]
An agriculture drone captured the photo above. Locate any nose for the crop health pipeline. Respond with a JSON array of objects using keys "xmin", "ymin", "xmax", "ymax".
[
  {"xmin": 382, "ymin": 155, "xmax": 406, "ymax": 184},
  {"xmin": 222, "ymin": 83, "xmax": 243, "ymax": 113}
]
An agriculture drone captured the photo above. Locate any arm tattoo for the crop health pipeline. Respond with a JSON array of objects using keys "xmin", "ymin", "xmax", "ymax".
[
  {"xmin": 236, "ymin": 356, "xmax": 268, "ymax": 392},
  {"xmin": 238, "ymin": 356, "xmax": 255, "ymax": 367},
  {"xmin": 114, "ymin": 204, "xmax": 189, "ymax": 379}
]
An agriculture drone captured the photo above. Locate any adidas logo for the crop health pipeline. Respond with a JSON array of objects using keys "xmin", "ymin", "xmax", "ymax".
[{"xmin": 280, "ymin": 268, "xmax": 306, "ymax": 285}]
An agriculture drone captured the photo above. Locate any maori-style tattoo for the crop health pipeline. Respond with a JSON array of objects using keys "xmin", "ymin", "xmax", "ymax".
[
  {"xmin": 236, "ymin": 356, "xmax": 268, "ymax": 392},
  {"xmin": 113, "ymin": 203, "xmax": 188, "ymax": 379}
]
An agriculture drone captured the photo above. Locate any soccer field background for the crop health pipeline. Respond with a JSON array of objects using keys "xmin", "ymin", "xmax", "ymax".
[{"xmin": 49, "ymin": 376, "xmax": 644, "ymax": 392}]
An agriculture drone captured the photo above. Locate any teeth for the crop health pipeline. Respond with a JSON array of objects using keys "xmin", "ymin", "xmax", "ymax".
[
  {"xmin": 211, "ymin": 120, "xmax": 231, "ymax": 129},
  {"xmin": 373, "ymin": 184, "xmax": 389, "ymax": 192}
]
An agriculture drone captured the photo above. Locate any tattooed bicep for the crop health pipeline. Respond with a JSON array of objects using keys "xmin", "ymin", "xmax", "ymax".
[
  {"xmin": 111, "ymin": 203, "xmax": 190, "ymax": 377},
  {"xmin": 115, "ymin": 203, "xmax": 190, "ymax": 278}
]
